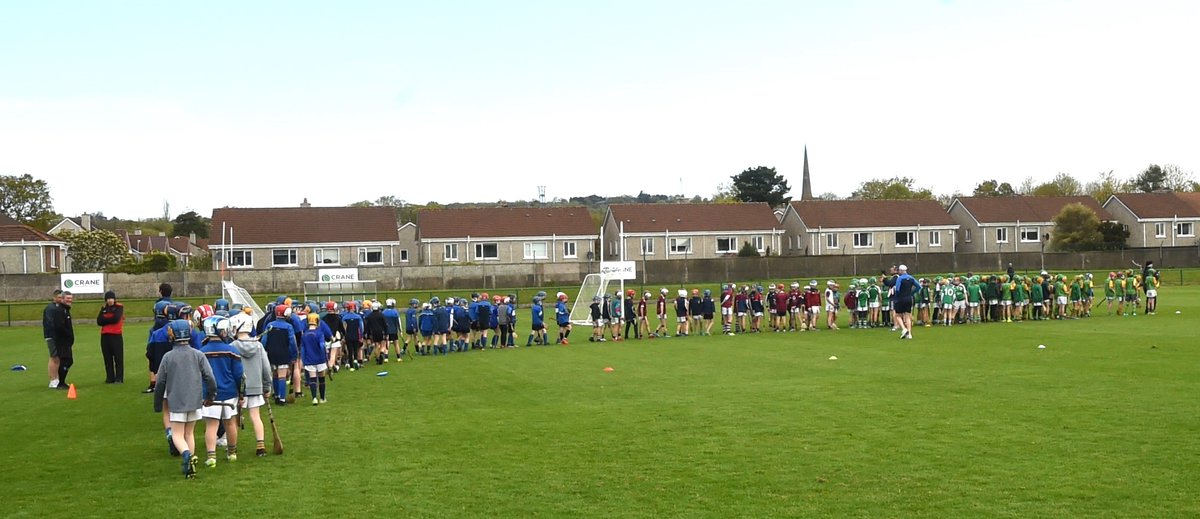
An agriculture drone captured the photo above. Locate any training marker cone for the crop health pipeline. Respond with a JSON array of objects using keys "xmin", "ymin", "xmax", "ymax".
[{"xmin": 66, "ymin": 384, "xmax": 77, "ymax": 400}]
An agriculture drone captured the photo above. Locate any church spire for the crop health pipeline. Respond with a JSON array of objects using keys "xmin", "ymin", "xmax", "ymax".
[{"xmin": 801, "ymin": 146, "xmax": 813, "ymax": 201}]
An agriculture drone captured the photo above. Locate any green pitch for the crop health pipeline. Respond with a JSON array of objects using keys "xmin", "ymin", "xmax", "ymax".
[{"xmin": 3, "ymin": 291, "xmax": 1198, "ymax": 518}]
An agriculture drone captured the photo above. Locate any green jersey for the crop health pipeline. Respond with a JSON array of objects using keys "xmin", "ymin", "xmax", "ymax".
[
  {"xmin": 953, "ymin": 284, "xmax": 966, "ymax": 301},
  {"xmin": 1014, "ymin": 283, "xmax": 1027, "ymax": 302},
  {"xmin": 1105, "ymin": 280, "xmax": 1116, "ymax": 298},
  {"xmin": 867, "ymin": 285, "xmax": 880, "ymax": 303},
  {"xmin": 967, "ymin": 283, "xmax": 982, "ymax": 303},
  {"xmin": 1001, "ymin": 282, "xmax": 1013, "ymax": 300},
  {"xmin": 1125, "ymin": 277, "xmax": 1139, "ymax": 295},
  {"xmin": 1069, "ymin": 282, "xmax": 1081, "ymax": 300},
  {"xmin": 940, "ymin": 287, "xmax": 954, "ymax": 305},
  {"xmin": 1031, "ymin": 282, "xmax": 1043, "ymax": 301},
  {"xmin": 856, "ymin": 290, "xmax": 868, "ymax": 311},
  {"xmin": 1054, "ymin": 281, "xmax": 1066, "ymax": 297}
]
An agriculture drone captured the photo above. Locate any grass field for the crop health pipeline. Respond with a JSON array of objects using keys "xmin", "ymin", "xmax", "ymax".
[{"xmin": 3, "ymin": 290, "xmax": 1199, "ymax": 518}]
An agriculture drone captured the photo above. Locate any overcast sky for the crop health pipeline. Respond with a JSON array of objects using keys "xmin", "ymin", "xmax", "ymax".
[{"xmin": 2, "ymin": 0, "xmax": 1197, "ymax": 219}]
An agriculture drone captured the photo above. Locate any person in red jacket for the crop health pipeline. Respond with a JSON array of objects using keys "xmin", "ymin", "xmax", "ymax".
[{"xmin": 97, "ymin": 290, "xmax": 125, "ymax": 383}]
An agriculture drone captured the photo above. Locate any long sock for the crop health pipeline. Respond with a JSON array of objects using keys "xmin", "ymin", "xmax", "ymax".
[
  {"xmin": 309, "ymin": 379, "xmax": 317, "ymax": 399},
  {"xmin": 207, "ymin": 450, "xmax": 216, "ymax": 461},
  {"xmin": 255, "ymin": 439, "xmax": 265, "ymax": 450},
  {"xmin": 318, "ymin": 377, "xmax": 326, "ymax": 399}
]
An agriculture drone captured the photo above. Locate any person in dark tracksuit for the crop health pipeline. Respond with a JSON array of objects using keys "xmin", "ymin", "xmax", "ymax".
[
  {"xmin": 52, "ymin": 292, "xmax": 76, "ymax": 389},
  {"xmin": 97, "ymin": 290, "xmax": 125, "ymax": 384}
]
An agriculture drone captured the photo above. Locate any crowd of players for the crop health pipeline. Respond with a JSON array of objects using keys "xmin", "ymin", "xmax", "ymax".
[{"xmin": 144, "ymin": 260, "xmax": 1163, "ymax": 477}]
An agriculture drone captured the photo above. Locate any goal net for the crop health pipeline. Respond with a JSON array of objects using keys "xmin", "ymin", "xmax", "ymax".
[
  {"xmin": 223, "ymin": 280, "xmax": 266, "ymax": 323},
  {"xmin": 569, "ymin": 273, "xmax": 609, "ymax": 326}
]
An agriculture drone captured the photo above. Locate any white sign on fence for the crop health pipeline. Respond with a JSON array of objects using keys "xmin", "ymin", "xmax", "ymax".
[
  {"xmin": 318, "ymin": 268, "xmax": 360, "ymax": 283},
  {"xmin": 600, "ymin": 261, "xmax": 637, "ymax": 281},
  {"xmin": 60, "ymin": 273, "xmax": 105, "ymax": 294}
]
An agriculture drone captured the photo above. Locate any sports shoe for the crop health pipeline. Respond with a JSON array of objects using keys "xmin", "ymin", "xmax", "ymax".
[
  {"xmin": 256, "ymin": 448, "xmax": 267, "ymax": 458},
  {"xmin": 183, "ymin": 452, "xmax": 198, "ymax": 478},
  {"xmin": 226, "ymin": 452, "xmax": 237, "ymax": 462},
  {"xmin": 143, "ymin": 384, "xmax": 155, "ymax": 394},
  {"xmin": 49, "ymin": 380, "xmax": 59, "ymax": 389},
  {"xmin": 216, "ymin": 436, "xmax": 227, "ymax": 448},
  {"xmin": 320, "ymin": 398, "xmax": 327, "ymax": 404},
  {"xmin": 312, "ymin": 398, "xmax": 319, "ymax": 406},
  {"xmin": 205, "ymin": 457, "xmax": 217, "ymax": 468}
]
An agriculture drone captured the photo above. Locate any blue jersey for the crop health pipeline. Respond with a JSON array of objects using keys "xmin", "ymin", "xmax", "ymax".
[
  {"xmin": 382, "ymin": 308, "xmax": 401, "ymax": 334},
  {"xmin": 300, "ymin": 329, "xmax": 328, "ymax": 366},
  {"xmin": 434, "ymin": 306, "xmax": 451, "ymax": 334},
  {"xmin": 476, "ymin": 302, "xmax": 493, "ymax": 325},
  {"xmin": 555, "ymin": 301, "xmax": 570, "ymax": 325},
  {"xmin": 318, "ymin": 320, "xmax": 333, "ymax": 341},
  {"xmin": 531, "ymin": 303, "xmax": 544, "ymax": 328},
  {"xmin": 261, "ymin": 320, "xmax": 297, "ymax": 366},
  {"xmin": 418, "ymin": 309, "xmax": 435, "ymax": 335},
  {"xmin": 342, "ymin": 312, "xmax": 364, "ymax": 343},
  {"xmin": 467, "ymin": 302, "xmax": 479, "ymax": 322},
  {"xmin": 201, "ymin": 341, "xmax": 244, "ymax": 401},
  {"xmin": 452, "ymin": 305, "xmax": 469, "ymax": 331},
  {"xmin": 489, "ymin": 305, "xmax": 499, "ymax": 328},
  {"xmin": 405, "ymin": 307, "xmax": 418, "ymax": 334}
]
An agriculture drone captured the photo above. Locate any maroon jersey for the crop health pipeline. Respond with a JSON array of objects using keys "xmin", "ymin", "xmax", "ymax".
[
  {"xmin": 721, "ymin": 289, "xmax": 733, "ymax": 309},
  {"xmin": 774, "ymin": 292, "xmax": 788, "ymax": 312},
  {"xmin": 804, "ymin": 290, "xmax": 820, "ymax": 308},
  {"xmin": 656, "ymin": 296, "xmax": 667, "ymax": 316},
  {"xmin": 788, "ymin": 289, "xmax": 803, "ymax": 310},
  {"xmin": 637, "ymin": 299, "xmax": 648, "ymax": 318}
]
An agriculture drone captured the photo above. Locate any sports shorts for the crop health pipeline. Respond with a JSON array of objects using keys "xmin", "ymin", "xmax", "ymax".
[
  {"xmin": 753, "ymin": 311, "xmax": 763, "ymax": 317},
  {"xmin": 243, "ymin": 395, "xmax": 265, "ymax": 409},
  {"xmin": 304, "ymin": 363, "xmax": 328, "ymax": 373},
  {"xmin": 721, "ymin": 307, "xmax": 732, "ymax": 316},
  {"xmin": 703, "ymin": 314, "xmax": 714, "ymax": 320},
  {"xmin": 169, "ymin": 410, "xmax": 202, "ymax": 423},
  {"xmin": 328, "ymin": 340, "xmax": 342, "ymax": 350},
  {"xmin": 273, "ymin": 364, "xmax": 291, "ymax": 370},
  {"xmin": 201, "ymin": 398, "xmax": 239, "ymax": 420},
  {"xmin": 1146, "ymin": 289, "xmax": 1157, "ymax": 298},
  {"xmin": 387, "ymin": 333, "xmax": 399, "ymax": 341},
  {"xmin": 1057, "ymin": 296, "xmax": 1069, "ymax": 305},
  {"xmin": 46, "ymin": 338, "xmax": 58, "ymax": 357},
  {"xmin": 869, "ymin": 302, "xmax": 880, "ymax": 309},
  {"xmin": 1000, "ymin": 300, "xmax": 1012, "ymax": 306},
  {"xmin": 676, "ymin": 316, "xmax": 687, "ymax": 323},
  {"xmin": 968, "ymin": 302, "xmax": 979, "ymax": 307},
  {"xmin": 825, "ymin": 304, "xmax": 837, "ymax": 312}
]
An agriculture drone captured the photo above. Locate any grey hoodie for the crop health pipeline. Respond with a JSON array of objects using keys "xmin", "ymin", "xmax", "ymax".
[
  {"xmin": 153, "ymin": 343, "xmax": 216, "ymax": 414},
  {"xmin": 233, "ymin": 337, "xmax": 272, "ymax": 397}
]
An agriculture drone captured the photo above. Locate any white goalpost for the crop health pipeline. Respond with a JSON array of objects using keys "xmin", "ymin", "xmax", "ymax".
[
  {"xmin": 569, "ymin": 223, "xmax": 636, "ymax": 326},
  {"xmin": 223, "ymin": 279, "xmax": 266, "ymax": 322}
]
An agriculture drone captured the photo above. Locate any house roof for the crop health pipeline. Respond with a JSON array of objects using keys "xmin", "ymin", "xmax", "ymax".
[
  {"xmin": 0, "ymin": 213, "xmax": 19, "ymax": 226},
  {"xmin": 952, "ymin": 196, "xmax": 1111, "ymax": 224},
  {"xmin": 418, "ymin": 206, "xmax": 597, "ymax": 239},
  {"xmin": 129, "ymin": 235, "xmax": 174, "ymax": 254},
  {"xmin": 607, "ymin": 203, "xmax": 780, "ymax": 233},
  {"xmin": 0, "ymin": 224, "xmax": 62, "ymax": 243},
  {"xmin": 210, "ymin": 206, "xmax": 399, "ymax": 246},
  {"xmin": 788, "ymin": 199, "xmax": 956, "ymax": 229},
  {"xmin": 1105, "ymin": 192, "xmax": 1200, "ymax": 219}
]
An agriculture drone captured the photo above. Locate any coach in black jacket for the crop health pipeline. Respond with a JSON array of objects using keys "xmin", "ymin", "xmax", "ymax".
[{"xmin": 52, "ymin": 292, "xmax": 76, "ymax": 389}]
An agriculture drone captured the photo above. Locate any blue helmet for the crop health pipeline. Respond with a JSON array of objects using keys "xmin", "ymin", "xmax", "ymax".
[
  {"xmin": 214, "ymin": 298, "xmax": 230, "ymax": 312},
  {"xmin": 167, "ymin": 319, "xmax": 192, "ymax": 343},
  {"xmin": 409, "ymin": 298, "xmax": 420, "ymax": 307},
  {"xmin": 430, "ymin": 296, "xmax": 441, "ymax": 306},
  {"xmin": 276, "ymin": 295, "xmax": 288, "ymax": 305}
]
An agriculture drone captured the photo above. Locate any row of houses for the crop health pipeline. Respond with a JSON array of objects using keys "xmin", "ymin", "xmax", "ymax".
[
  {"xmin": 200, "ymin": 192, "xmax": 1200, "ymax": 270},
  {"xmin": 8, "ymin": 192, "xmax": 1197, "ymax": 274}
]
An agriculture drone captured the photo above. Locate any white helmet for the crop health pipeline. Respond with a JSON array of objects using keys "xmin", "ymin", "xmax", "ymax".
[
  {"xmin": 385, "ymin": 298, "xmax": 396, "ymax": 308},
  {"xmin": 660, "ymin": 287, "xmax": 668, "ymax": 295},
  {"xmin": 677, "ymin": 289, "xmax": 687, "ymax": 298},
  {"xmin": 372, "ymin": 302, "xmax": 382, "ymax": 311},
  {"xmin": 229, "ymin": 313, "xmax": 254, "ymax": 336}
]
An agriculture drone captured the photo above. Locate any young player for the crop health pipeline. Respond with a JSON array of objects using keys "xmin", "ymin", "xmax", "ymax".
[
  {"xmin": 1054, "ymin": 275, "xmax": 1069, "ymax": 320},
  {"xmin": 939, "ymin": 279, "xmax": 955, "ymax": 326},
  {"xmin": 261, "ymin": 305, "xmax": 297, "ymax": 404},
  {"xmin": 855, "ymin": 279, "xmax": 870, "ymax": 328},
  {"xmin": 495, "ymin": 296, "xmax": 512, "ymax": 348},
  {"xmin": 404, "ymin": 299, "xmax": 419, "ymax": 355},
  {"xmin": 589, "ymin": 296, "xmax": 604, "ymax": 342},
  {"xmin": 844, "ymin": 283, "xmax": 859, "ymax": 328},
  {"xmin": 610, "ymin": 291, "xmax": 625, "ymax": 341},
  {"xmin": 382, "ymin": 299, "xmax": 401, "ymax": 361},
  {"xmin": 804, "ymin": 282, "xmax": 821, "ymax": 331},
  {"xmin": 749, "ymin": 286, "xmax": 764, "ymax": 333},
  {"xmin": 1144, "ymin": 269, "xmax": 1160, "ymax": 315},
  {"xmin": 229, "ymin": 313, "xmax": 271, "ymax": 457},
  {"xmin": 154, "ymin": 320, "xmax": 217, "ymax": 478},
  {"xmin": 1082, "ymin": 273, "xmax": 1095, "ymax": 317},
  {"xmin": 772, "ymin": 284, "xmax": 788, "ymax": 332},
  {"xmin": 555, "ymin": 292, "xmax": 572, "ymax": 345},
  {"xmin": 527, "ymin": 294, "xmax": 547, "ymax": 346},
  {"xmin": 340, "ymin": 302, "xmax": 364, "ymax": 369},
  {"xmin": 1124, "ymin": 270, "xmax": 1140, "ymax": 315},
  {"xmin": 488, "ymin": 295, "xmax": 502, "ymax": 347},
  {"xmin": 301, "ymin": 313, "xmax": 329, "ymax": 404},
  {"xmin": 654, "ymin": 288, "xmax": 670, "ymax": 338},
  {"xmin": 675, "ymin": 289, "xmax": 690, "ymax": 337},
  {"xmin": 867, "ymin": 279, "xmax": 882, "ymax": 327},
  {"xmin": 200, "ymin": 317, "xmax": 243, "ymax": 468},
  {"xmin": 720, "ymin": 284, "xmax": 734, "ymax": 334},
  {"xmin": 734, "ymin": 286, "xmax": 749, "ymax": 334},
  {"xmin": 824, "ymin": 280, "xmax": 839, "ymax": 330},
  {"xmin": 787, "ymin": 282, "xmax": 802, "ymax": 331},
  {"xmin": 624, "ymin": 289, "xmax": 638, "ymax": 340},
  {"xmin": 365, "ymin": 302, "xmax": 387, "ymax": 364},
  {"xmin": 917, "ymin": 279, "xmax": 931, "ymax": 327},
  {"xmin": 476, "ymin": 294, "xmax": 494, "ymax": 348},
  {"xmin": 701, "ymin": 289, "xmax": 715, "ymax": 335},
  {"xmin": 638, "ymin": 292, "xmax": 652, "ymax": 338},
  {"xmin": 599, "ymin": 294, "xmax": 612, "ymax": 341},
  {"xmin": 966, "ymin": 276, "xmax": 982, "ymax": 323},
  {"xmin": 1030, "ymin": 276, "xmax": 1045, "ymax": 320},
  {"xmin": 417, "ymin": 302, "xmax": 435, "ymax": 354}
]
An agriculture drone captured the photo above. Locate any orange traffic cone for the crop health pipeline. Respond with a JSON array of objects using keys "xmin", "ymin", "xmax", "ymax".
[{"xmin": 66, "ymin": 384, "xmax": 77, "ymax": 400}]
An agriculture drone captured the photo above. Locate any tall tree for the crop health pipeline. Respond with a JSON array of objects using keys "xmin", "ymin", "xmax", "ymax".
[
  {"xmin": 1049, "ymin": 203, "xmax": 1102, "ymax": 251},
  {"xmin": 1131, "ymin": 164, "xmax": 1167, "ymax": 192},
  {"xmin": 1031, "ymin": 172, "xmax": 1083, "ymax": 197},
  {"xmin": 731, "ymin": 166, "xmax": 791, "ymax": 206},
  {"xmin": 1084, "ymin": 170, "xmax": 1128, "ymax": 203},
  {"xmin": 850, "ymin": 177, "xmax": 934, "ymax": 200},
  {"xmin": 1161, "ymin": 164, "xmax": 1198, "ymax": 192},
  {"xmin": 171, "ymin": 210, "xmax": 210, "ymax": 239},
  {"xmin": 0, "ymin": 173, "xmax": 55, "ymax": 223},
  {"xmin": 972, "ymin": 179, "xmax": 1015, "ymax": 197},
  {"xmin": 710, "ymin": 182, "xmax": 738, "ymax": 204},
  {"xmin": 62, "ymin": 230, "xmax": 133, "ymax": 272}
]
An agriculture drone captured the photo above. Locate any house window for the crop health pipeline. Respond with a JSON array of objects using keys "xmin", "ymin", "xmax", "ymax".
[
  {"xmin": 1177, "ymin": 222, "xmax": 1194, "ymax": 237},
  {"xmin": 825, "ymin": 233, "xmax": 838, "ymax": 249},
  {"xmin": 50, "ymin": 250, "xmax": 58, "ymax": 269},
  {"xmin": 716, "ymin": 237, "xmax": 737, "ymax": 254},
  {"xmin": 444, "ymin": 244, "xmax": 459, "ymax": 262},
  {"xmin": 358, "ymin": 247, "xmax": 383, "ymax": 265},
  {"xmin": 1020, "ymin": 228, "xmax": 1039, "ymax": 242},
  {"xmin": 474, "ymin": 243, "xmax": 499, "ymax": 260},
  {"xmin": 853, "ymin": 232, "xmax": 873, "ymax": 248},
  {"xmin": 669, "ymin": 237, "xmax": 691, "ymax": 254},
  {"xmin": 964, "ymin": 229, "xmax": 972, "ymax": 243},
  {"xmin": 563, "ymin": 241, "xmax": 577, "ymax": 259},
  {"xmin": 272, "ymin": 249, "xmax": 298, "ymax": 267},
  {"xmin": 314, "ymin": 248, "xmax": 339, "ymax": 265},
  {"xmin": 750, "ymin": 236, "xmax": 764, "ymax": 252},
  {"xmin": 895, "ymin": 231, "xmax": 915, "ymax": 247},
  {"xmin": 996, "ymin": 228, "xmax": 1008, "ymax": 243},
  {"xmin": 640, "ymin": 238, "xmax": 654, "ymax": 255},
  {"xmin": 227, "ymin": 249, "xmax": 252, "ymax": 268},
  {"xmin": 399, "ymin": 249, "xmax": 409, "ymax": 263},
  {"xmin": 1154, "ymin": 223, "xmax": 1166, "ymax": 238},
  {"xmin": 523, "ymin": 242, "xmax": 548, "ymax": 260},
  {"xmin": 928, "ymin": 231, "xmax": 941, "ymax": 247}
]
